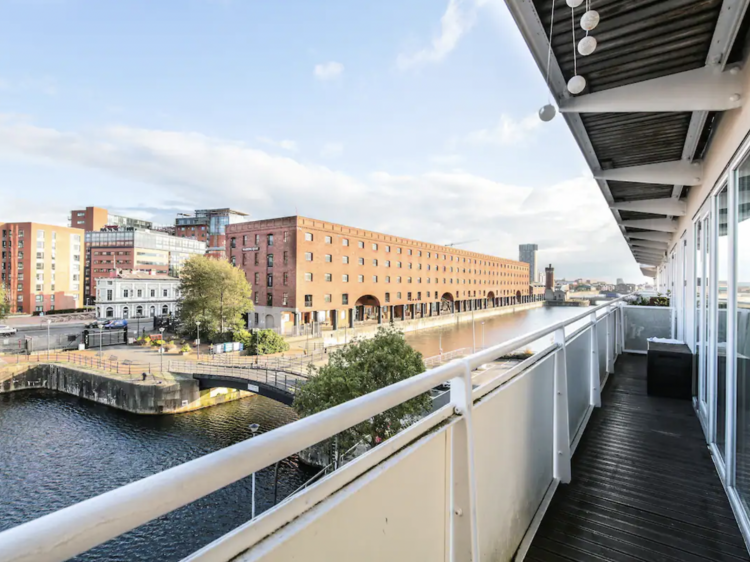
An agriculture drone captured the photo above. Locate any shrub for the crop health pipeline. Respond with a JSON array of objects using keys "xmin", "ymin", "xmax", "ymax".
[
  {"xmin": 180, "ymin": 344, "xmax": 191, "ymax": 353},
  {"xmin": 234, "ymin": 328, "xmax": 289, "ymax": 355}
]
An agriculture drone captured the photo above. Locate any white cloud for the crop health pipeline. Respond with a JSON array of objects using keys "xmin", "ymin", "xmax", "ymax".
[
  {"xmin": 320, "ymin": 142, "xmax": 344, "ymax": 158},
  {"xmin": 0, "ymin": 115, "xmax": 643, "ymax": 282},
  {"xmin": 256, "ymin": 136, "xmax": 298, "ymax": 152},
  {"xmin": 314, "ymin": 61, "xmax": 344, "ymax": 80},
  {"xmin": 463, "ymin": 113, "xmax": 540, "ymax": 146},
  {"xmin": 430, "ymin": 153, "xmax": 465, "ymax": 166},
  {"xmin": 397, "ymin": 0, "xmax": 482, "ymax": 70}
]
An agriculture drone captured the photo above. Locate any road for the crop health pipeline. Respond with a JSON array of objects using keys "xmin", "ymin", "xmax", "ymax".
[{"xmin": 0, "ymin": 319, "xmax": 156, "ymax": 354}]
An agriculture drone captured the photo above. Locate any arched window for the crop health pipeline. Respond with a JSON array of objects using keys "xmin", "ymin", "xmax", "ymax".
[
  {"xmin": 136, "ymin": 305, "xmax": 143, "ymax": 317},
  {"xmin": 122, "ymin": 307, "xmax": 129, "ymax": 319},
  {"xmin": 150, "ymin": 306, "xmax": 156, "ymax": 317},
  {"xmin": 106, "ymin": 307, "xmax": 114, "ymax": 318},
  {"xmin": 162, "ymin": 305, "xmax": 169, "ymax": 316}
]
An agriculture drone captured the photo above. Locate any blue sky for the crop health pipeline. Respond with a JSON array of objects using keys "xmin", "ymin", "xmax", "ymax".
[{"xmin": 0, "ymin": 0, "xmax": 644, "ymax": 282}]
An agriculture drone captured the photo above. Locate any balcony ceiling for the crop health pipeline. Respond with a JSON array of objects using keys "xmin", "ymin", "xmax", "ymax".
[{"xmin": 509, "ymin": 0, "xmax": 750, "ymax": 272}]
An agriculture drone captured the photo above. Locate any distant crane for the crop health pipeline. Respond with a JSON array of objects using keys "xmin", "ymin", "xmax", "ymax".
[{"xmin": 445, "ymin": 239, "xmax": 479, "ymax": 247}]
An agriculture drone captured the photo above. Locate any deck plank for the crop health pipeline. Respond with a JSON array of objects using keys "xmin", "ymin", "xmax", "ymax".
[{"xmin": 524, "ymin": 354, "xmax": 749, "ymax": 562}]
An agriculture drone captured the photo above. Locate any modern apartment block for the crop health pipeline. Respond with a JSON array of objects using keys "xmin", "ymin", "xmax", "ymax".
[
  {"xmin": 227, "ymin": 216, "xmax": 538, "ymax": 333},
  {"xmin": 84, "ymin": 228, "xmax": 205, "ymax": 304},
  {"xmin": 519, "ymin": 243, "xmax": 538, "ymax": 284},
  {"xmin": 175, "ymin": 208, "xmax": 248, "ymax": 259},
  {"xmin": 69, "ymin": 206, "xmax": 152, "ymax": 232},
  {"xmin": 0, "ymin": 222, "xmax": 84, "ymax": 314}
]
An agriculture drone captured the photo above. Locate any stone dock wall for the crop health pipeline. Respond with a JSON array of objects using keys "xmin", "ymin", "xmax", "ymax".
[{"xmin": 0, "ymin": 364, "xmax": 250, "ymax": 414}]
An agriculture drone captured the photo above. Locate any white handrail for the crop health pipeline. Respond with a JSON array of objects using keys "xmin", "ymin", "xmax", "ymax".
[{"xmin": 0, "ymin": 296, "xmax": 628, "ymax": 562}]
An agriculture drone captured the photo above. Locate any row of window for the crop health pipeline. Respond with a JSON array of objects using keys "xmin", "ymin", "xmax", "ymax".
[
  {"xmin": 302, "ymin": 273, "xmax": 520, "ymax": 287},
  {"xmin": 302, "ymin": 232, "xmax": 526, "ymax": 269},
  {"xmin": 230, "ymin": 232, "xmax": 291, "ymax": 249}
]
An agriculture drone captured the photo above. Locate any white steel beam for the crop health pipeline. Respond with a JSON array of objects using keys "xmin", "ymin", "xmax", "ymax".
[
  {"xmin": 626, "ymin": 231, "xmax": 673, "ymax": 243},
  {"xmin": 636, "ymin": 256, "xmax": 662, "ymax": 266},
  {"xmin": 611, "ymin": 198, "xmax": 687, "ymax": 216},
  {"xmin": 632, "ymin": 246, "xmax": 665, "ymax": 256},
  {"xmin": 559, "ymin": 66, "xmax": 744, "ymax": 113},
  {"xmin": 630, "ymin": 239, "xmax": 669, "ymax": 250},
  {"xmin": 620, "ymin": 219, "xmax": 677, "ymax": 233},
  {"xmin": 594, "ymin": 160, "xmax": 703, "ymax": 186}
]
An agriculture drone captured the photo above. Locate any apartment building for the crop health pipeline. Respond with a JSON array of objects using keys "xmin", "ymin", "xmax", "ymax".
[
  {"xmin": 519, "ymin": 243, "xmax": 539, "ymax": 284},
  {"xmin": 226, "ymin": 216, "xmax": 537, "ymax": 332},
  {"xmin": 69, "ymin": 206, "xmax": 152, "ymax": 232},
  {"xmin": 0, "ymin": 222, "xmax": 84, "ymax": 314},
  {"xmin": 175, "ymin": 208, "xmax": 248, "ymax": 259},
  {"xmin": 84, "ymin": 228, "xmax": 205, "ymax": 304}
]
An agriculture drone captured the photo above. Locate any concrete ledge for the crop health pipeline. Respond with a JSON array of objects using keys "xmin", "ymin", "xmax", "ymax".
[{"xmin": 0, "ymin": 364, "xmax": 251, "ymax": 414}]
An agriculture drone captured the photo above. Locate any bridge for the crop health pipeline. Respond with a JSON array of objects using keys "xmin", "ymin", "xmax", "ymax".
[{"xmin": 168, "ymin": 361, "xmax": 308, "ymax": 406}]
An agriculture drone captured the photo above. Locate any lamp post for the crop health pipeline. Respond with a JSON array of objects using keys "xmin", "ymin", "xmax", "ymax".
[
  {"xmin": 46, "ymin": 319, "xmax": 51, "ymax": 360},
  {"xmin": 158, "ymin": 326, "xmax": 165, "ymax": 374},
  {"xmin": 481, "ymin": 321, "xmax": 485, "ymax": 349},
  {"xmin": 196, "ymin": 321, "xmax": 201, "ymax": 361},
  {"xmin": 249, "ymin": 423, "xmax": 260, "ymax": 518},
  {"xmin": 97, "ymin": 322, "xmax": 104, "ymax": 362}
]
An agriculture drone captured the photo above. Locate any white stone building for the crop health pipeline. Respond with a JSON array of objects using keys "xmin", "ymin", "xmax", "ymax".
[{"xmin": 95, "ymin": 272, "xmax": 180, "ymax": 319}]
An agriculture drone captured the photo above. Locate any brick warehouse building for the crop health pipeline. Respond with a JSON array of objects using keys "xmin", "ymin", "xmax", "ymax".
[{"xmin": 227, "ymin": 216, "xmax": 542, "ymax": 333}]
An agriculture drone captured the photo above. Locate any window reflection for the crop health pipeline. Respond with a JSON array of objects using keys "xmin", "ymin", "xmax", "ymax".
[
  {"xmin": 717, "ymin": 186, "xmax": 728, "ymax": 455},
  {"xmin": 735, "ymin": 161, "xmax": 750, "ymax": 511}
]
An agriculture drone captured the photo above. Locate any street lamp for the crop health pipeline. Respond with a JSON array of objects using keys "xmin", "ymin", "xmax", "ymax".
[
  {"xmin": 97, "ymin": 322, "xmax": 104, "ymax": 363},
  {"xmin": 159, "ymin": 327, "xmax": 165, "ymax": 374},
  {"xmin": 46, "ymin": 319, "xmax": 51, "ymax": 360},
  {"xmin": 471, "ymin": 306, "xmax": 476, "ymax": 353},
  {"xmin": 481, "ymin": 321, "xmax": 485, "ymax": 349},
  {"xmin": 196, "ymin": 320, "xmax": 201, "ymax": 361},
  {"xmin": 249, "ymin": 423, "xmax": 260, "ymax": 518}
]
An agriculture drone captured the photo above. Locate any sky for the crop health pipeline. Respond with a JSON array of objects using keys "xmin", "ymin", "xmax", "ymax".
[{"xmin": 0, "ymin": 0, "xmax": 645, "ymax": 283}]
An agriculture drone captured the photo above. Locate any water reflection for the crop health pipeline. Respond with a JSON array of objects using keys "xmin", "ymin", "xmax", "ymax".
[
  {"xmin": 405, "ymin": 305, "xmax": 593, "ymax": 358},
  {"xmin": 0, "ymin": 391, "xmax": 316, "ymax": 561}
]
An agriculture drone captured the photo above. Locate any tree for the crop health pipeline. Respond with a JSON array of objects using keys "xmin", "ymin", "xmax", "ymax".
[
  {"xmin": 178, "ymin": 255, "xmax": 254, "ymax": 337},
  {"xmin": 0, "ymin": 283, "xmax": 9, "ymax": 321},
  {"xmin": 293, "ymin": 326, "xmax": 431, "ymax": 450},
  {"xmin": 234, "ymin": 328, "xmax": 289, "ymax": 355}
]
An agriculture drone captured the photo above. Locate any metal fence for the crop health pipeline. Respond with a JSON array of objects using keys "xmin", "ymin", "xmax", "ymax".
[{"xmin": 1, "ymin": 352, "xmax": 156, "ymax": 376}]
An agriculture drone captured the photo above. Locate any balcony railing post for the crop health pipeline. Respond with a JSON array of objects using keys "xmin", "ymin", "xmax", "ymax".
[
  {"xmin": 553, "ymin": 328, "xmax": 571, "ymax": 484},
  {"xmin": 448, "ymin": 360, "xmax": 479, "ymax": 562},
  {"xmin": 589, "ymin": 313, "xmax": 601, "ymax": 408},
  {"xmin": 605, "ymin": 305, "xmax": 613, "ymax": 374}
]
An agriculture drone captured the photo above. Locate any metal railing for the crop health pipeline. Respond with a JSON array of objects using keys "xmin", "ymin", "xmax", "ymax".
[
  {"xmin": 1, "ymin": 352, "xmax": 155, "ymax": 376},
  {"xmin": 0, "ymin": 297, "xmax": 629, "ymax": 562},
  {"xmin": 423, "ymin": 346, "xmax": 474, "ymax": 368}
]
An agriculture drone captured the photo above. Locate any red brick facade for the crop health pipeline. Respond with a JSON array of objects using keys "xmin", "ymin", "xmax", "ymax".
[{"xmin": 227, "ymin": 216, "xmax": 537, "ymax": 327}]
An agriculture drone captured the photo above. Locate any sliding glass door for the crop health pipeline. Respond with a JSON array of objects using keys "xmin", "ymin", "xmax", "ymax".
[
  {"xmin": 716, "ymin": 185, "xmax": 729, "ymax": 458},
  {"xmin": 734, "ymin": 158, "xmax": 750, "ymax": 511}
]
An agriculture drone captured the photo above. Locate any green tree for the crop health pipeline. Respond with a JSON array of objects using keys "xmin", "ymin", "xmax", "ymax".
[
  {"xmin": 233, "ymin": 328, "xmax": 289, "ymax": 355},
  {"xmin": 0, "ymin": 283, "xmax": 9, "ymax": 321},
  {"xmin": 293, "ymin": 326, "xmax": 431, "ymax": 450},
  {"xmin": 178, "ymin": 255, "xmax": 254, "ymax": 337}
]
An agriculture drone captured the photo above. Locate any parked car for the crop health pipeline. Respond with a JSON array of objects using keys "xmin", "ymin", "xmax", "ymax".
[
  {"xmin": 104, "ymin": 319, "xmax": 128, "ymax": 330},
  {"xmin": 0, "ymin": 325, "xmax": 17, "ymax": 336},
  {"xmin": 85, "ymin": 319, "xmax": 110, "ymax": 329}
]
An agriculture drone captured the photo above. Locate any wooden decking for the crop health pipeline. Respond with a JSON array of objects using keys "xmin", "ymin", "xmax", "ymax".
[{"xmin": 525, "ymin": 354, "xmax": 750, "ymax": 562}]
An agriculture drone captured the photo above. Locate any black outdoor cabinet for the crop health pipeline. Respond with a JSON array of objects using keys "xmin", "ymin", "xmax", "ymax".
[{"xmin": 647, "ymin": 341, "xmax": 693, "ymax": 400}]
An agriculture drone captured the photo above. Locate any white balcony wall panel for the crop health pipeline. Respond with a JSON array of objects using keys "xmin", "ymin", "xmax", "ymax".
[
  {"xmin": 245, "ymin": 429, "xmax": 448, "ymax": 562},
  {"xmin": 566, "ymin": 330, "xmax": 591, "ymax": 440},
  {"xmin": 473, "ymin": 354, "xmax": 555, "ymax": 560}
]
